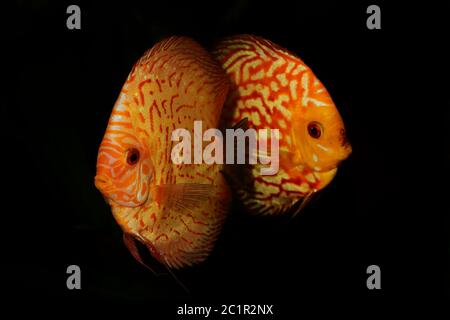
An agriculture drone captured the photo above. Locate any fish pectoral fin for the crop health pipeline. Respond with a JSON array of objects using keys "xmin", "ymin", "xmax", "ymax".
[{"xmin": 155, "ymin": 183, "xmax": 214, "ymax": 212}]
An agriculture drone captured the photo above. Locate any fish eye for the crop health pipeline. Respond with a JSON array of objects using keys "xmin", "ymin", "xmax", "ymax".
[
  {"xmin": 126, "ymin": 148, "xmax": 140, "ymax": 166},
  {"xmin": 307, "ymin": 122, "xmax": 323, "ymax": 139}
]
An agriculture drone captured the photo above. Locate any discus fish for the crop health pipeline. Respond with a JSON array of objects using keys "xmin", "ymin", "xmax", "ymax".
[
  {"xmin": 213, "ymin": 35, "xmax": 352, "ymax": 215},
  {"xmin": 95, "ymin": 37, "xmax": 231, "ymax": 269}
]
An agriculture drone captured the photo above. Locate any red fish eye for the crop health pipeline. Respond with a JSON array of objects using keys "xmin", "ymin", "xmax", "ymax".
[
  {"xmin": 307, "ymin": 122, "xmax": 322, "ymax": 139},
  {"xmin": 126, "ymin": 148, "xmax": 140, "ymax": 166}
]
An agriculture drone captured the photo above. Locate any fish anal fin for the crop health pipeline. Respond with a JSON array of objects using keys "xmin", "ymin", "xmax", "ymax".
[
  {"xmin": 290, "ymin": 191, "xmax": 317, "ymax": 218},
  {"xmin": 122, "ymin": 233, "xmax": 159, "ymax": 274}
]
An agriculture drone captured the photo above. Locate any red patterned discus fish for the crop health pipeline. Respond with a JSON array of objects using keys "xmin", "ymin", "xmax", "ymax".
[
  {"xmin": 95, "ymin": 37, "xmax": 231, "ymax": 269},
  {"xmin": 213, "ymin": 35, "xmax": 352, "ymax": 215}
]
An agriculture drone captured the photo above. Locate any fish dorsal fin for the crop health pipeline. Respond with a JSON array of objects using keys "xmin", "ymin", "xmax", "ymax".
[{"xmin": 129, "ymin": 36, "xmax": 229, "ymax": 126}]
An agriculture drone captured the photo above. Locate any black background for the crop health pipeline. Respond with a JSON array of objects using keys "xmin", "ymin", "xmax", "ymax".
[{"xmin": 5, "ymin": 0, "xmax": 448, "ymax": 316}]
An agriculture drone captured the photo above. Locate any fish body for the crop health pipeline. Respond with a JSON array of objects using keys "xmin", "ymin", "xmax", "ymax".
[
  {"xmin": 213, "ymin": 35, "xmax": 352, "ymax": 215},
  {"xmin": 95, "ymin": 37, "xmax": 230, "ymax": 269}
]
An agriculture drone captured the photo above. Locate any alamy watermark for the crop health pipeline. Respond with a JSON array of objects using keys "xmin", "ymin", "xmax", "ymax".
[
  {"xmin": 366, "ymin": 5, "xmax": 381, "ymax": 30},
  {"xmin": 171, "ymin": 121, "xmax": 280, "ymax": 176},
  {"xmin": 66, "ymin": 265, "xmax": 81, "ymax": 290},
  {"xmin": 366, "ymin": 264, "xmax": 381, "ymax": 289}
]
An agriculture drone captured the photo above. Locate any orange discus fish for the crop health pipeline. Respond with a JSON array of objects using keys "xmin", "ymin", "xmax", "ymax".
[
  {"xmin": 95, "ymin": 37, "xmax": 231, "ymax": 269},
  {"xmin": 213, "ymin": 35, "xmax": 352, "ymax": 215}
]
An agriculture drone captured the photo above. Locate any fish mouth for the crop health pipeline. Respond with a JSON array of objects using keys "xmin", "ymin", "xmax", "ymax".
[
  {"xmin": 339, "ymin": 128, "xmax": 351, "ymax": 148},
  {"xmin": 94, "ymin": 174, "xmax": 114, "ymax": 194},
  {"xmin": 94, "ymin": 175, "xmax": 118, "ymax": 206}
]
